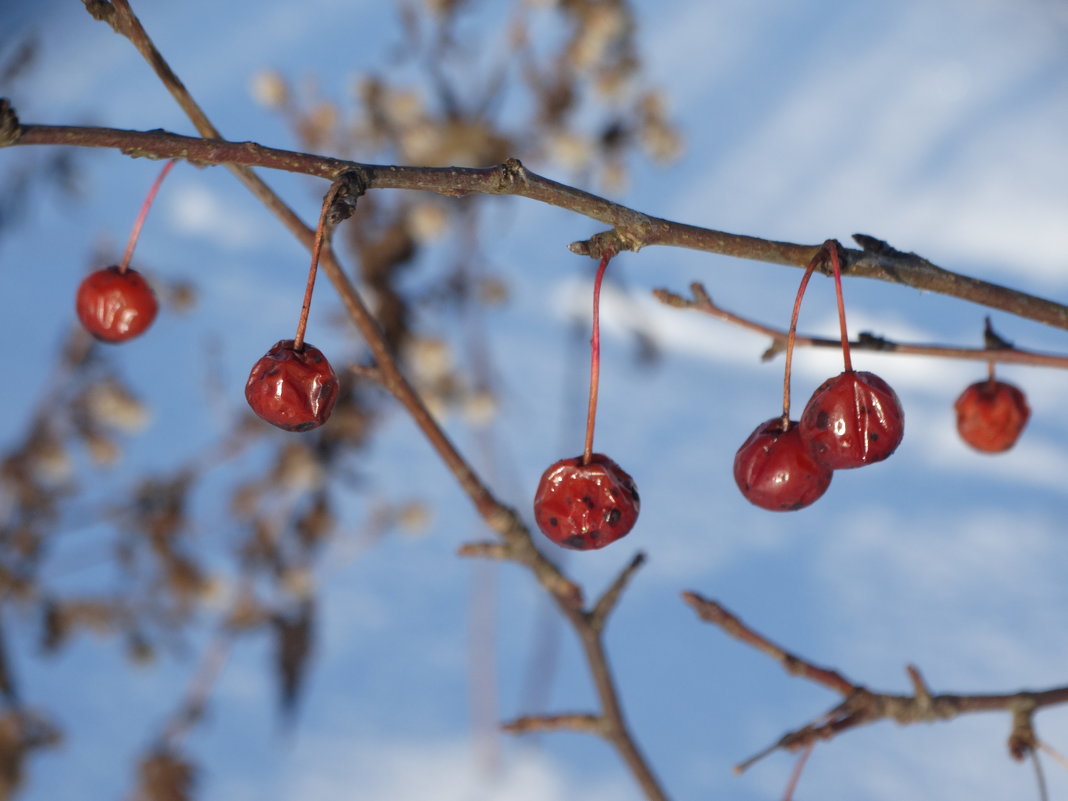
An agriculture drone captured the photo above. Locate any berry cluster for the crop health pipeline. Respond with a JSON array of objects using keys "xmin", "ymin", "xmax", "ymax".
[
  {"xmin": 733, "ymin": 241, "xmax": 905, "ymax": 512},
  {"xmin": 77, "ymin": 168, "xmax": 1036, "ymax": 549},
  {"xmin": 76, "ymin": 160, "xmax": 340, "ymax": 434}
]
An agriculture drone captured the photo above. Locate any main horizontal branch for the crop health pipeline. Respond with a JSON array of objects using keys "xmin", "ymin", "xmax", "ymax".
[{"xmin": 5, "ymin": 111, "xmax": 1068, "ymax": 332}]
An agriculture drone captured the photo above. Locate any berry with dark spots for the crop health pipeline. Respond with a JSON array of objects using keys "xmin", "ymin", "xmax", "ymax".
[
  {"xmin": 954, "ymin": 378, "xmax": 1030, "ymax": 453},
  {"xmin": 533, "ymin": 453, "xmax": 639, "ymax": 550},
  {"xmin": 798, "ymin": 370, "xmax": 904, "ymax": 469},
  {"xmin": 733, "ymin": 418, "xmax": 832, "ymax": 511},
  {"xmin": 75, "ymin": 266, "xmax": 159, "ymax": 343},
  {"xmin": 245, "ymin": 340, "xmax": 339, "ymax": 432}
]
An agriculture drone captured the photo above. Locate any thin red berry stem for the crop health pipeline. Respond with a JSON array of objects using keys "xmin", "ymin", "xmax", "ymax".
[
  {"xmin": 828, "ymin": 240, "xmax": 853, "ymax": 372},
  {"xmin": 782, "ymin": 741, "xmax": 814, "ymax": 801},
  {"xmin": 582, "ymin": 252, "xmax": 613, "ymax": 465},
  {"xmin": 782, "ymin": 245, "xmax": 823, "ymax": 425},
  {"xmin": 117, "ymin": 158, "xmax": 177, "ymax": 274},
  {"xmin": 294, "ymin": 181, "xmax": 346, "ymax": 351}
]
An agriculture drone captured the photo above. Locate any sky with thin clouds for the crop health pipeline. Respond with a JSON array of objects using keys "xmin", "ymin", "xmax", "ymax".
[{"xmin": 2, "ymin": 1, "xmax": 1068, "ymax": 800}]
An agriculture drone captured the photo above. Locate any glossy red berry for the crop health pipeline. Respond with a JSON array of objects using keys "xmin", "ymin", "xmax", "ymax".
[
  {"xmin": 733, "ymin": 418, "xmax": 832, "ymax": 511},
  {"xmin": 533, "ymin": 453, "xmax": 640, "ymax": 550},
  {"xmin": 245, "ymin": 340, "xmax": 339, "ymax": 431},
  {"xmin": 954, "ymin": 379, "xmax": 1030, "ymax": 453},
  {"xmin": 75, "ymin": 266, "xmax": 159, "ymax": 343},
  {"xmin": 798, "ymin": 370, "xmax": 904, "ymax": 469}
]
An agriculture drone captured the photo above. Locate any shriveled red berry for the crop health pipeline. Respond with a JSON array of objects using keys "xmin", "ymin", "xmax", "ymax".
[
  {"xmin": 798, "ymin": 370, "xmax": 904, "ymax": 469},
  {"xmin": 75, "ymin": 266, "xmax": 159, "ymax": 343},
  {"xmin": 245, "ymin": 340, "xmax": 339, "ymax": 432},
  {"xmin": 533, "ymin": 453, "xmax": 639, "ymax": 550},
  {"xmin": 733, "ymin": 418, "xmax": 832, "ymax": 511},
  {"xmin": 954, "ymin": 379, "xmax": 1030, "ymax": 453}
]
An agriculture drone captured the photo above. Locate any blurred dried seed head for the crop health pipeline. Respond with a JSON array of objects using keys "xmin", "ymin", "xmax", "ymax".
[
  {"xmin": 405, "ymin": 202, "xmax": 449, "ymax": 243},
  {"xmin": 396, "ymin": 500, "xmax": 432, "ymax": 535},
  {"xmin": 250, "ymin": 70, "xmax": 289, "ymax": 109},
  {"xmin": 462, "ymin": 387, "xmax": 499, "ymax": 426},
  {"xmin": 83, "ymin": 379, "xmax": 149, "ymax": 433},
  {"xmin": 271, "ymin": 442, "xmax": 326, "ymax": 493}
]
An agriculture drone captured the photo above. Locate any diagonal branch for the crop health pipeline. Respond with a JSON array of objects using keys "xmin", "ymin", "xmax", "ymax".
[{"xmin": 68, "ymin": 2, "xmax": 669, "ymax": 799}]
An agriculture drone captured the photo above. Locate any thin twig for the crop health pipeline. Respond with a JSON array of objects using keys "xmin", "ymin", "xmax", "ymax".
[
  {"xmin": 501, "ymin": 713, "xmax": 604, "ymax": 735},
  {"xmin": 682, "ymin": 592, "xmax": 854, "ymax": 695},
  {"xmin": 588, "ymin": 552, "xmax": 646, "ymax": 633},
  {"xmin": 684, "ymin": 590, "xmax": 1068, "ymax": 773},
  {"xmin": 656, "ymin": 283, "xmax": 1068, "ymax": 369}
]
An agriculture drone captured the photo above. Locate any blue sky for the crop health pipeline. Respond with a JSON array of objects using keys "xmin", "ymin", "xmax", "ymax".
[{"xmin": 3, "ymin": 1, "xmax": 1068, "ymax": 800}]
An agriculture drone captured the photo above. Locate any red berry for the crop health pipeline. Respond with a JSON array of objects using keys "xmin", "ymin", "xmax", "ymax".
[
  {"xmin": 954, "ymin": 379, "xmax": 1030, "ymax": 453},
  {"xmin": 75, "ymin": 266, "xmax": 159, "ymax": 343},
  {"xmin": 245, "ymin": 340, "xmax": 339, "ymax": 431},
  {"xmin": 533, "ymin": 454, "xmax": 639, "ymax": 550},
  {"xmin": 798, "ymin": 370, "xmax": 904, "ymax": 469},
  {"xmin": 733, "ymin": 418, "xmax": 832, "ymax": 511}
]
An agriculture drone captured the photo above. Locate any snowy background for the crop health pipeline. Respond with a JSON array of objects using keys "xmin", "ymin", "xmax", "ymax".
[{"xmin": 2, "ymin": 1, "xmax": 1068, "ymax": 799}]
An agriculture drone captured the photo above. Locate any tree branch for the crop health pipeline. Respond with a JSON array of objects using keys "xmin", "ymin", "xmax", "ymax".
[
  {"xmin": 656, "ymin": 282, "xmax": 1068, "ymax": 369},
  {"xmin": 683, "ymin": 591, "xmax": 1068, "ymax": 773},
  {"xmin": 7, "ymin": 117, "xmax": 1068, "ymax": 331},
  {"xmin": 61, "ymin": 3, "xmax": 669, "ymax": 799}
]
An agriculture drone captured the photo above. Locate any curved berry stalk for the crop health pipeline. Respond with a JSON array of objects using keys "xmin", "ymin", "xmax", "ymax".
[
  {"xmin": 798, "ymin": 241, "xmax": 905, "ymax": 469},
  {"xmin": 245, "ymin": 183, "xmax": 343, "ymax": 431},
  {"xmin": 75, "ymin": 159, "xmax": 176, "ymax": 342},
  {"xmin": 954, "ymin": 362, "xmax": 1031, "ymax": 453},
  {"xmin": 733, "ymin": 244, "xmax": 832, "ymax": 512},
  {"xmin": 533, "ymin": 252, "xmax": 640, "ymax": 550}
]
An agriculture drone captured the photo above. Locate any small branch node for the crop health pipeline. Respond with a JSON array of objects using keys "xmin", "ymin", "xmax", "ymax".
[
  {"xmin": 82, "ymin": 0, "xmax": 117, "ymax": 25},
  {"xmin": 0, "ymin": 99, "xmax": 20, "ymax": 147},
  {"xmin": 761, "ymin": 339, "xmax": 787, "ymax": 362},
  {"xmin": 325, "ymin": 169, "xmax": 368, "ymax": 226},
  {"xmin": 983, "ymin": 315, "xmax": 1014, "ymax": 350},
  {"xmin": 568, "ymin": 229, "xmax": 636, "ymax": 260},
  {"xmin": 498, "ymin": 157, "xmax": 526, "ymax": 188},
  {"xmin": 688, "ymin": 281, "xmax": 712, "ymax": 305},
  {"xmin": 1008, "ymin": 696, "xmax": 1040, "ymax": 761},
  {"xmin": 906, "ymin": 664, "xmax": 933, "ymax": 711}
]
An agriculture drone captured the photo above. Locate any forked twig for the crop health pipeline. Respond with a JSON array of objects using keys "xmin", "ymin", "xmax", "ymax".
[{"xmin": 683, "ymin": 591, "xmax": 1068, "ymax": 775}]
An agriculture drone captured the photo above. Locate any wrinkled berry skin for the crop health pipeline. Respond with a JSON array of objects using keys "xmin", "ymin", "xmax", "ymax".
[
  {"xmin": 245, "ymin": 340, "xmax": 339, "ymax": 432},
  {"xmin": 533, "ymin": 454, "xmax": 640, "ymax": 550},
  {"xmin": 798, "ymin": 370, "xmax": 904, "ymax": 469},
  {"xmin": 75, "ymin": 266, "xmax": 159, "ymax": 343},
  {"xmin": 733, "ymin": 418, "xmax": 832, "ymax": 511},
  {"xmin": 954, "ymin": 379, "xmax": 1030, "ymax": 453}
]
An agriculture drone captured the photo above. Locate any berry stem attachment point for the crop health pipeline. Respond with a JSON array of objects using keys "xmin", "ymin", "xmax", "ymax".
[
  {"xmin": 294, "ymin": 179, "xmax": 349, "ymax": 352},
  {"xmin": 117, "ymin": 158, "xmax": 177, "ymax": 274},
  {"xmin": 781, "ymin": 244, "xmax": 824, "ymax": 425},
  {"xmin": 828, "ymin": 240, "xmax": 853, "ymax": 372},
  {"xmin": 582, "ymin": 251, "xmax": 614, "ymax": 465}
]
